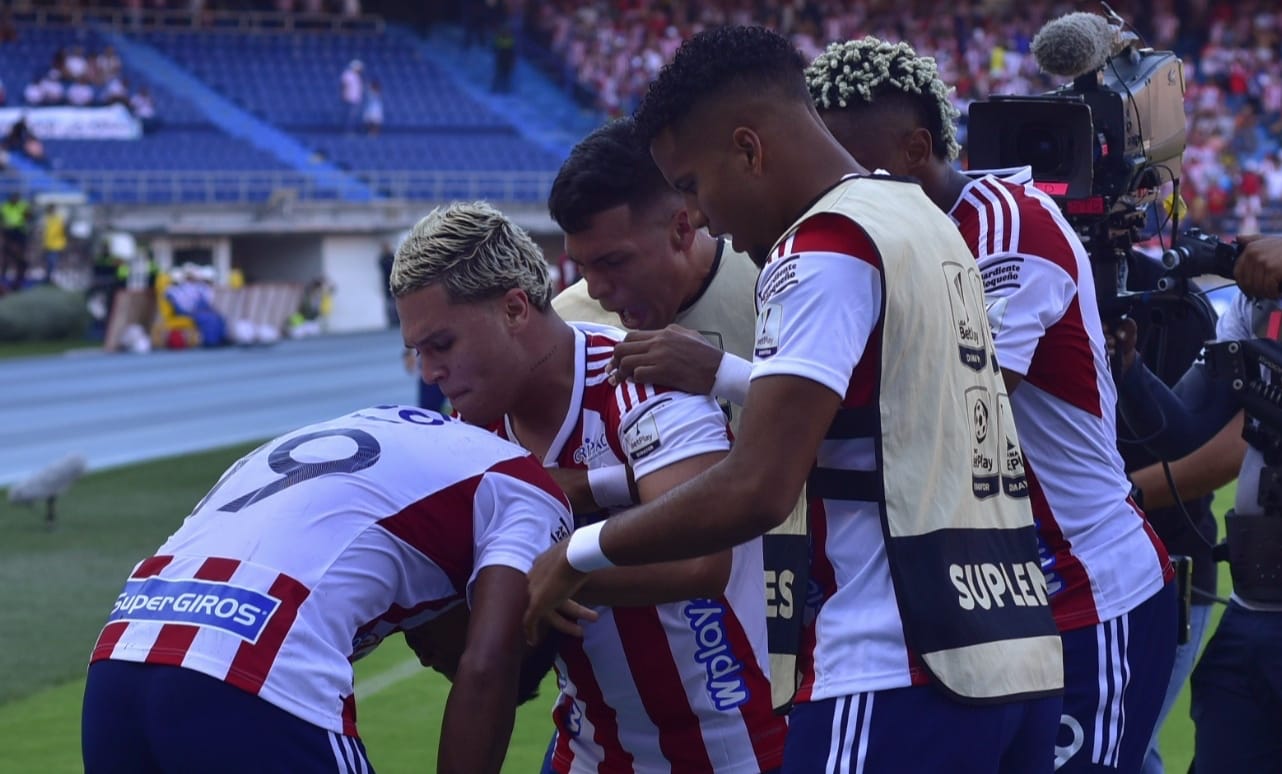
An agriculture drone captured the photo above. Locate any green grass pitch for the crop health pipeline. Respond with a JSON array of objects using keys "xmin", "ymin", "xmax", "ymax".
[{"xmin": 0, "ymin": 442, "xmax": 1223, "ymax": 772}]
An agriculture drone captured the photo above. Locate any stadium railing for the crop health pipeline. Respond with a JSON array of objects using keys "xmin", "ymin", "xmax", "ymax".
[
  {"xmin": 0, "ymin": 169, "xmax": 559, "ymax": 205},
  {"xmin": 10, "ymin": 3, "xmax": 384, "ymax": 35}
]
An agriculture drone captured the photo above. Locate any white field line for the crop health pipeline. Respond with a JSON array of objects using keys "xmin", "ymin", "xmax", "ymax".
[{"xmin": 356, "ymin": 657, "xmax": 423, "ymax": 699}]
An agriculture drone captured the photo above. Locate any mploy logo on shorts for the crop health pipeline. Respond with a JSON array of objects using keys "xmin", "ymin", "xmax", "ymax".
[
  {"xmin": 684, "ymin": 598, "xmax": 750, "ymax": 711},
  {"xmin": 109, "ymin": 577, "xmax": 281, "ymax": 643}
]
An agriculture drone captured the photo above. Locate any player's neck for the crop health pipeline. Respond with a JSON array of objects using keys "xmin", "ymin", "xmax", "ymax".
[{"xmin": 507, "ymin": 317, "xmax": 577, "ymax": 462}]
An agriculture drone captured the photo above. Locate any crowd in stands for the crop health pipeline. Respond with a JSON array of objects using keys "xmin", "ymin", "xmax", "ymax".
[
  {"xmin": 5, "ymin": 44, "xmax": 156, "ymax": 123},
  {"xmin": 526, "ymin": 0, "xmax": 1282, "ymax": 233}
]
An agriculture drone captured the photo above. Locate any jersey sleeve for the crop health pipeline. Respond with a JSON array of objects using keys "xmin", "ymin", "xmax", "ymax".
[
  {"xmin": 1216, "ymin": 292, "xmax": 1260, "ymax": 340},
  {"xmin": 750, "ymin": 214, "xmax": 883, "ymax": 398},
  {"xmin": 608, "ymin": 382, "xmax": 730, "ymax": 482},
  {"xmin": 978, "ymin": 251, "xmax": 1077, "ymax": 376},
  {"xmin": 468, "ymin": 456, "xmax": 573, "ymax": 604}
]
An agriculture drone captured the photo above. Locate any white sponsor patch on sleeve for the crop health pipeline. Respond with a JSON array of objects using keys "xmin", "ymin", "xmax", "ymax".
[{"xmin": 623, "ymin": 412, "xmax": 662, "ymax": 461}]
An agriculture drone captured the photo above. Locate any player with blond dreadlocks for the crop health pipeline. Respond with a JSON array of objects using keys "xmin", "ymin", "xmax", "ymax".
[{"xmin": 807, "ymin": 36, "xmax": 1177, "ymax": 774}]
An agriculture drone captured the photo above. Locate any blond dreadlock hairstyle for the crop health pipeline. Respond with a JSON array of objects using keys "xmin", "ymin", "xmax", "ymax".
[{"xmin": 805, "ymin": 37, "xmax": 962, "ymax": 162}]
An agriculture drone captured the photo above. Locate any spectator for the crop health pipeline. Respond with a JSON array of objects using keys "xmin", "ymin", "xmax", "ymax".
[
  {"xmin": 66, "ymin": 76, "xmax": 94, "ymax": 107},
  {"xmin": 39, "ymin": 73, "xmax": 65, "ymax": 106},
  {"xmin": 22, "ymin": 79, "xmax": 41, "ymax": 106},
  {"xmin": 129, "ymin": 87, "xmax": 156, "ymax": 130},
  {"xmin": 41, "ymin": 205, "xmax": 66, "ymax": 285},
  {"xmin": 340, "ymin": 59, "xmax": 363, "ymax": 130},
  {"xmin": 362, "ymin": 78, "xmax": 383, "ymax": 135},
  {"xmin": 5, "ymin": 115, "xmax": 45, "ymax": 163},
  {"xmin": 0, "ymin": 192, "xmax": 30, "ymax": 291},
  {"xmin": 95, "ymin": 46, "xmax": 122, "ymax": 84},
  {"xmin": 492, "ymin": 18, "xmax": 517, "ymax": 93},
  {"xmin": 102, "ymin": 76, "xmax": 128, "ymax": 107},
  {"xmin": 62, "ymin": 46, "xmax": 88, "ymax": 81}
]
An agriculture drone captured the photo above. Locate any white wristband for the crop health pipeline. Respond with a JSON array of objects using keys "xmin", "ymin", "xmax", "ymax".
[
  {"xmin": 711, "ymin": 353, "xmax": 752, "ymax": 407},
  {"xmin": 587, "ymin": 465, "xmax": 633, "ymax": 508},
  {"xmin": 565, "ymin": 521, "xmax": 615, "ymax": 573}
]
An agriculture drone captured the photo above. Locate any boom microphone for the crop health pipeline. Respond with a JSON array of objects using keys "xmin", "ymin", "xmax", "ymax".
[{"xmin": 1031, "ymin": 12, "xmax": 1118, "ymax": 80}]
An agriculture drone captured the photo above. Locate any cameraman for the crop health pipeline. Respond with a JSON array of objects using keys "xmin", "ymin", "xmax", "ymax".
[
  {"xmin": 1119, "ymin": 247, "xmax": 1246, "ymax": 774},
  {"xmin": 1113, "ymin": 233, "xmax": 1282, "ymax": 774}
]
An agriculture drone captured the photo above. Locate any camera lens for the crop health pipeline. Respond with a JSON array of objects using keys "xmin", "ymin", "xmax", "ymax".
[{"xmin": 1015, "ymin": 125, "xmax": 1065, "ymax": 176}]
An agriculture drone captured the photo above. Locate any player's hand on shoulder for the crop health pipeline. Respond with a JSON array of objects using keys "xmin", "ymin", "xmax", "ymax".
[{"xmin": 609, "ymin": 324, "xmax": 721, "ymax": 395}]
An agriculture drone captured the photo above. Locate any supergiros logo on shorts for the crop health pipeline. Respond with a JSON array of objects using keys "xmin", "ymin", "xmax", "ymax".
[{"xmin": 109, "ymin": 577, "xmax": 281, "ymax": 643}]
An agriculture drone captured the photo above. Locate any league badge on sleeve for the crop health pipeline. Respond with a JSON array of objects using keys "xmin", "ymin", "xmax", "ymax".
[
  {"xmin": 623, "ymin": 412, "xmax": 663, "ymax": 461},
  {"xmin": 755, "ymin": 303, "xmax": 783, "ymax": 359}
]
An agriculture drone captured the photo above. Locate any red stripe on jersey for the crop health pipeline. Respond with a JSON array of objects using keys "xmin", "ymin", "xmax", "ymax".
[
  {"xmin": 795, "ymin": 499, "xmax": 836, "ymax": 704},
  {"xmin": 552, "ymin": 637, "xmax": 634, "ymax": 772},
  {"xmin": 376, "ymin": 474, "xmax": 481, "ymax": 593},
  {"xmin": 341, "ymin": 693, "xmax": 358, "ymax": 737},
  {"xmin": 846, "ymin": 317, "xmax": 882, "ymax": 407},
  {"xmin": 613, "ymin": 607, "xmax": 714, "ymax": 771},
  {"xmin": 787, "ymin": 212, "xmax": 882, "ymax": 271},
  {"xmin": 549, "ymin": 693, "xmax": 577, "ymax": 772},
  {"xmin": 487, "ymin": 455, "xmax": 571, "ymax": 512},
  {"xmin": 90, "ymin": 621, "xmax": 129, "ymax": 663},
  {"xmin": 131, "ymin": 554, "xmax": 174, "ymax": 579},
  {"xmin": 145, "ymin": 557, "xmax": 240, "ymax": 667},
  {"xmin": 721, "ymin": 602, "xmax": 788, "ymax": 770},
  {"xmin": 1025, "ymin": 463, "xmax": 1099, "ymax": 630},
  {"xmin": 1024, "ymin": 295, "xmax": 1103, "ymax": 418},
  {"xmin": 225, "ymin": 572, "xmax": 311, "ymax": 697},
  {"xmin": 978, "ymin": 178, "xmax": 1016, "ymax": 255},
  {"xmin": 1132, "ymin": 496, "xmax": 1175, "ymax": 583}
]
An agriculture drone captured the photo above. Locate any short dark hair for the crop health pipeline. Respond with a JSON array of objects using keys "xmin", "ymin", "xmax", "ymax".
[
  {"xmin": 516, "ymin": 630, "xmax": 560, "ymax": 706},
  {"xmin": 548, "ymin": 117, "xmax": 672, "ymax": 234},
  {"xmin": 633, "ymin": 25, "xmax": 810, "ymax": 144}
]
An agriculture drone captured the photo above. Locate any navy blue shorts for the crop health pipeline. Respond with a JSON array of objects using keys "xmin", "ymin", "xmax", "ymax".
[
  {"xmin": 1056, "ymin": 581, "xmax": 1177, "ymax": 773},
  {"xmin": 82, "ymin": 660, "xmax": 375, "ymax": 773},
  {"xmin": 782, "ymin": 684, "xmax": 1061, "ymax": 773}
]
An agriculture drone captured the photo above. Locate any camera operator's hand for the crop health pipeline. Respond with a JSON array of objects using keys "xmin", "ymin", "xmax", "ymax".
[
  {"xmin": 1234, "ymin": 233, "xmax": 1282, "ymax": 300},
  {"xmin": 1104, "ymin": 318, "xmax": 1139, "ymax": 376}
]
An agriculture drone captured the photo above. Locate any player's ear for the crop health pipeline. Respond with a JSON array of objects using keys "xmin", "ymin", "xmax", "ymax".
[
  {"xmin": 904, "ymin": 127, "xmax": 934, "ymax": 172},
  {"xmin": 500, "ymin": 287, "xmax": 532, "ymax": 330},
  {"xmin": 731, "ymin": 126, "xmax": 764, "ymax": 176},
  {"xmin": 671, "ymin": 208, "xmax": 698, "ymax": 252}
]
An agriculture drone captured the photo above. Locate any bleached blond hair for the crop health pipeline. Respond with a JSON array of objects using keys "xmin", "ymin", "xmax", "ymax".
[
  {"xmin": 805, "ymin": 36, "xmax": 962, "ymax": 162},
  {"xmin": 390, "ymin": 200, "xmax": 551, "ymax": 310}
]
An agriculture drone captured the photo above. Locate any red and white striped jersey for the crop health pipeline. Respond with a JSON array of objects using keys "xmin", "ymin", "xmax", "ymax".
[
  {"xmin": 500, "ymin": 322, "xmax": 786, "ymax": 774},
  {"xmin": 755, "ymin": 210, "xmax": 925, "ymax": 703},
  {"xmin": 949, "ymin": 166, "xmax": 1172, "ymax": 630},
  {"xmin": 90, "ymin": 406, "xmax": 573, "ymax": 736}
]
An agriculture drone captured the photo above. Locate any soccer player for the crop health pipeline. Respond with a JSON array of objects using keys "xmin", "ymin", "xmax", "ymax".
[
  {"xmin": 391, "ymin": 201, "xmax": 786, "ymax": 773},
  {"xmin": 527, "ymin": 26, "xmax": 1064, "ymax": 773},
  {"xmin": 549, "ymin": 116, "xmax": 809, "ymax": 710},
  {"xmin": 82, "ymin": 404, "xmax": 571, "ymax": 774},
  {"xmin": 803, "ymin": 37, "xmax": 1176, "ymax": 772}
]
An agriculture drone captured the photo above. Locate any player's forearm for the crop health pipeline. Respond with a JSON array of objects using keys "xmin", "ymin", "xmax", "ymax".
[
  {"xmin": 438, "ymin": 663, "xmax": 517, "ymax": 774},
  {"xmin": 600, "ymin": 454, "xmax": 788, "ymax": 566},
  {"xmin": 575, "ymin": 553, "xmax": 730, "ymax": 606},
  {"xmin": 1131, "ymin": 410, "xmax": 1246, "ymax": 509}
]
